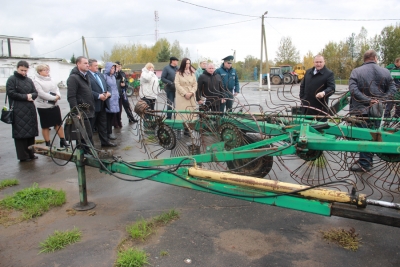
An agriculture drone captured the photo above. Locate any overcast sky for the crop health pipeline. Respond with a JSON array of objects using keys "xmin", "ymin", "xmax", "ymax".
[{"xmin": 1, "ymin": 0, "xmax": 399, "ymax": 64}]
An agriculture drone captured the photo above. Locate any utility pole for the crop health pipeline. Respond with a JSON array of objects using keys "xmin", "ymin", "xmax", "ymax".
[
  {"xmin": 259, "ymin": 11, "xmax": 270, "ymax": 91},
  {"xmin": 82, "ymin": 36, "xmax": 89, "ymax": 58},
  {"xmin": 155, "ymin": 11, "xmax": 159, "ymax": 42}
]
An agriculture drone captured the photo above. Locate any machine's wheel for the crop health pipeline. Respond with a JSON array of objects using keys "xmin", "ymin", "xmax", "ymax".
[
  {"xmin": 283, "ymin": 74, "xmax": 293, "ymax": 84},
  {"xmin": 157, "ymin": 124, "xmax": 176, "ymax": 150},
  {"xmin": 220, "ymin": 122, "xmax": 243, "ymax": 150},
  {"xmin": 293, "ymin": 76, "xmax": 298, "ymax": 84},
  {"xmin": 126, "ymin": 86, "xmax": 134, "ymax": 97},
  {"xmin": 220, "ymin": 122, "xmax": 273, "ymax": 178},
  {"xmin": 271, "ymin": 76, "xmax": 281, "ymax": 85}
]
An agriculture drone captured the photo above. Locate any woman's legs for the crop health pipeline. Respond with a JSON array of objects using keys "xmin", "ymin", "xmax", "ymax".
[
  {"xmin": 54, "ymin": 125, "xmax": 70, "ymax": 147},
  {"xmin": 42, "ymin": 128, "xmax": 50, "ymax": 142},
  {"xmin": 54, "ymin": 125, "xmax": 65, "ymax": 138}
]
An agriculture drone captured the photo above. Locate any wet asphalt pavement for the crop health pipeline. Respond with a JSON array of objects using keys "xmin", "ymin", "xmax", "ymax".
[{"xmin": 0, "ymin": 83, "xmax": 399, "ymax": 267}]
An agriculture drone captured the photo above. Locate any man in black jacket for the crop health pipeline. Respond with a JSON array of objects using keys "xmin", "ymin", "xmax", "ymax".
[
  {"xmin": 299, "ymin": 55, "xmax": 335, "ymax": 120},
  {"xmin": 67, "ymin": 56, "xmax": 96, "ymax": 151},
  {"xmin": 161, "ymin": 56, "xmax": 179, "ymax": 119},
  {"xmin": 87, "ymin": 59, "xmax": 116, "ymax": 147},
  {"xmin": 115, "ymin": 61, "xmax": 137, "ymax": 126},
  {"xmin": 197, "ymin": 63, "xmax": 226, "ymax": 112}
]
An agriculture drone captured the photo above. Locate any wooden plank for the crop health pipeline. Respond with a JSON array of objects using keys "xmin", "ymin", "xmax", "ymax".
[{"xmin": 331, "ymin": 203, "xmax": 400, "ymax": 228}]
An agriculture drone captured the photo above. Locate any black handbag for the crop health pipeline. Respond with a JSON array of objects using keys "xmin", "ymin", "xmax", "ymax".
[{"xmin": 1, "ymin": 94, "xmax": 13, "ymax": 124}]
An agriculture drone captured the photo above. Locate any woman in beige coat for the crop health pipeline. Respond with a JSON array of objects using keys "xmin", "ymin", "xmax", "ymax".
[{"xmin": 174, "ymin": 57, "xmax": 198, "ymax": 122}]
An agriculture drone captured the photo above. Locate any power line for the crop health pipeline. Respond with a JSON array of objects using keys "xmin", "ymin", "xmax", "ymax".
[
  {"xmin": 177, "ymin": 0, "xmax": 399, "ymax": 21},
  {"xmin": 177, "ymin": 0, "xmax": 259, "ymax": 18},
  {"xmin": 32, "ymin": 18, "xmax": 258, "ymax": 57},
  {"xmin": 86, "ymin": 18, "xmax": 258, "ymax": 39},
  {"xmin": 35, "ymin": 38, "xmax": 81, "ymax": 56},
  {"xmin": 268, "ymin": 17, "xmax": 399, "ymax": 21}
]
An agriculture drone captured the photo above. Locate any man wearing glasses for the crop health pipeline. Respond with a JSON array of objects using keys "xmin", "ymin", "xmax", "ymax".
[{"xmin": 216, "ymin": 55, "xmax": 240, "ymax": 113}]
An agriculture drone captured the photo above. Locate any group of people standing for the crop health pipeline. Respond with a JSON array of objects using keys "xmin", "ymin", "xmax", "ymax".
[
  {"xmin": 159, "ymin": 55, "xmax": 240, "ymax": 121},
  {"xmin": 7, "ymin": 49, "xmax": 396, "ymax": 171},
  {"xmin": 67, "ymin": 57, "xmax": 137, "ymax": 149},
  {"xmin": 6, "ymin": 61, "xmax": 69, "ymax": 162},
  {"xmin": 4, "ymin": 57, "xmax": 138, "ymax": 162},
  {"xmin": 299, "ymin": 49, "xmax": 397, "ymax": 172}
]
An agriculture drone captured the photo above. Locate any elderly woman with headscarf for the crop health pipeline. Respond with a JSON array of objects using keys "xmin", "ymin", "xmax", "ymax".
[{"xmin": 103, "ymin": 62, "xmax": 120, "ymax": 140}]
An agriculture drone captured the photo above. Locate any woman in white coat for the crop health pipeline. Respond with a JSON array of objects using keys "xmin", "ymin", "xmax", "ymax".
[
  {"xmin": 139, "ymin": 62, "xmax": 160, "ymax": 110},
  {"xmin": 34, "ymin": 64, "xmax": 69, "ymax": 147}
]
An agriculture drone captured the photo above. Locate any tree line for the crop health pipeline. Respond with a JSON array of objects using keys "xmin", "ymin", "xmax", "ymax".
[
  {"xmin": 273, "ymin": 23, "xmax": 400, "ymax": 80},
  {"xmin": 92, "ymin": 23, "xmax": 399, "ymax": 80},
  {"xmin": 100, "ymin": 38, "xmax": 190, "ymax": 65}
]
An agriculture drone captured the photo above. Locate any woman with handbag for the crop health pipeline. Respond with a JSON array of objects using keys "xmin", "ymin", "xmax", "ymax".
[
  {"xmin": 33, "ymin": 64, "xmax": 69, "ymax": 148},
  {"xmin": 6, "ymin": 60, "xmax": 39, "ymax": 162}
]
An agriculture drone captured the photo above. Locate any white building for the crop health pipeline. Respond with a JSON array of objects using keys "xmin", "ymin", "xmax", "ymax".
[{"xmin": 0, "ymin": 35, "xmax": 74, "ymax": 88}]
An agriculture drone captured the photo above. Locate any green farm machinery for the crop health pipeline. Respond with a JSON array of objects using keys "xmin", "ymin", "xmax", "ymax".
[{"xmin": 31, "ymin": 85, "xmax": 400, "ymax": 227}]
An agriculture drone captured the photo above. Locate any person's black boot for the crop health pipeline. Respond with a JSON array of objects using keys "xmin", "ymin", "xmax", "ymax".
[
  {"xmin": 60, "ymin": 138, "xmax": 70, "ymax": 148},
  {"xmin": 45, "ymin": 141, "xmax": 50, "ymax": 146}
]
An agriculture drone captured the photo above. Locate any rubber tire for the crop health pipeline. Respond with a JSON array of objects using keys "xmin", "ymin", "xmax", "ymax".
[
  {"xmin": 283, "ymin": 74, "xmax": 293, "ymax": 84},
  {"xmin": 126, "ymin": 86, "xmax": 134, "ymax": 97},
  {"xmin": 271, "ymin": 76, "xmax": 281, "ymax": 85}
]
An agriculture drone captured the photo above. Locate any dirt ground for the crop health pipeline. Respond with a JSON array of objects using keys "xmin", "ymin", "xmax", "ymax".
[{"xmin": 0, "ymin": 84, "xmax": 400, "ymax": 267}]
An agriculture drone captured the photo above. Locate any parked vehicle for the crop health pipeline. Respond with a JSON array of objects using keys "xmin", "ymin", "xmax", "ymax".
[{"xmin": 263, "ymin": 66, "xmax": 298, "ymax": 85}]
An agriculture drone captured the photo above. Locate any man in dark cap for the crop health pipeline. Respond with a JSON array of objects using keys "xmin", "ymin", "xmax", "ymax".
[
  {"xmin": 161, "ymin": 56, "xmax": 179, "ymax": 119},
  {"xmin": 215, "ymin": 55, "xmax": 240, "ymax": 112}
]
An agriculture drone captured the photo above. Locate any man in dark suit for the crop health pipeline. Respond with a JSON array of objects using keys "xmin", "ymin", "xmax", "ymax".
[
  {"xmin": 299, "ymin": 55, "xmax": 335, "ymax": 121},
  {"xmin": 87, "ymin": 59, "xmax": 116, "ymax": 147}
]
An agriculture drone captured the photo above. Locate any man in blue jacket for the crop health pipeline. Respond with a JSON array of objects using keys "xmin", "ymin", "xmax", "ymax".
[
  {"xmin": 216, "ymin": 55, "xmax": 240, "ymax": 112},
  {"xmin": 161, "ymin": 56, "xmax": 179, "ymax": 119}
]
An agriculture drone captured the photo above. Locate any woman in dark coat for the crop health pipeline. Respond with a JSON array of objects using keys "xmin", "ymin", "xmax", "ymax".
[{"xmin": 6, "ymin": 60, "xmax": 39, "ymax": 162}]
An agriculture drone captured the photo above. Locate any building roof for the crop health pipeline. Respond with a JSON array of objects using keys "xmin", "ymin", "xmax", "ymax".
[
  {"xmin": 0, "ymin": 35, "xmax": 33, "ymax": 41},
  {"xmin": 124, "ymin": 62, "xmax": 170, "ymax": 72}
]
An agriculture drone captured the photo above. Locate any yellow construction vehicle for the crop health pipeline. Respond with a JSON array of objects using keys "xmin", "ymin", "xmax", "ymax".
[{"xmin": 294, "ymin": 64, "xmax": 306, "ymax": 83}]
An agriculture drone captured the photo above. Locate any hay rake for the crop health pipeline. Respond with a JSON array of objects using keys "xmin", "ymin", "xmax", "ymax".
[{"xmin": 31, "ymin": 83, "xmax": 400, "ymax": 227}]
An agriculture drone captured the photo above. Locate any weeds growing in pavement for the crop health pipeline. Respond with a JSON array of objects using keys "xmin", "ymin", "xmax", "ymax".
[
  {"xmin": 126, "ymin": 209, "xmax": 180, "ymax": 241},
  {"xmin": 0, "ymin": 179, "xmax": 19, "ymax": 190},
  {"xmin": 39, "ymin": 227, "xmax": 82, "ymax": 253},
  {"xmin": 115, "ymin": 248, "xmax": 149, "ymax": 267},
  {"xmin": 0, "ymin": 183, "xmax": 66, "ymax": 225}
]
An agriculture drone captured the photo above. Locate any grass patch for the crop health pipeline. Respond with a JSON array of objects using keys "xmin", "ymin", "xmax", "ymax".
[
  {"xmin": 160, "ymin": 250, "xmax": 169, "ymax": 257},
  {"xmin": 126, "ymin": 209, "xmax": 180, "ymax": 241},
  {"xmin": 0, "ymin": 183, "xmax": 66, "ymax": 225},
  {"xmin": 39, "ymin": 227, "xmax": 82, "ymax": 253},
  {"xmin": 0, "ymin": 179, "xmax": 19, "ymax": 190},
  {"xmin": 153, "ymin": 209, "xmax": 180, "ymax": 224},
  {"xmin": 115, "ymin": 248, "xmax": 149, "ymax": 267},
  {"xmin": 122, "ymin": 146, "xmax": 133, "ymax": 151},
  {"xmin": 127, "ymin": 218, "xmax": 153, "ymax": 241},
  {"xmin": 117, "ymin": 209, "xmax": 179, "ymax": 266},
  {"xmin": 321, "ymin": 227, "xmax": 361, "ymax": 251}
]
